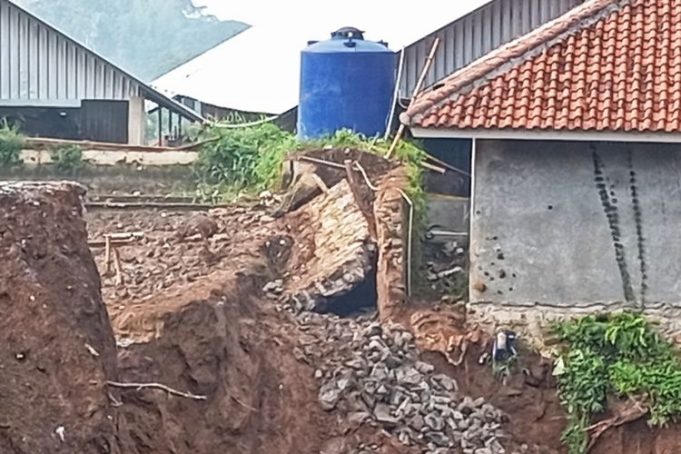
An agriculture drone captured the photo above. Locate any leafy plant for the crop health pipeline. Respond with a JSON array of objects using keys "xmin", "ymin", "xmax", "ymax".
[
  {"xmin": 194, "ymin": 122, "xmax": 295, "ymax": 190},
  {"xmin": 51, "ymin": 144, "xmax": 84, "ymax": 175},
  {"xmin": 0, "ymin": 119, "xmax": 24, "ymax": 168},
  {"xmin": 553, "ymin": 312, "xmax": 681, "ymax": 454}
]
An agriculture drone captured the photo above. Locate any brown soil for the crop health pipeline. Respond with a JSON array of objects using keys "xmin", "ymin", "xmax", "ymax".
[
  {"xmin": 0, "ymin": 183, "xmax": 126, "ymax": 453},
  {"xmin": 4, "ymin": 150, "xmax": 681, "ymax": 454}
]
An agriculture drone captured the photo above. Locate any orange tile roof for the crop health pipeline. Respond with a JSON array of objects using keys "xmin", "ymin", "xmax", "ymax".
[{"xmin": 401, "ymin": 0, "xmax": 681, "ymax": 133}]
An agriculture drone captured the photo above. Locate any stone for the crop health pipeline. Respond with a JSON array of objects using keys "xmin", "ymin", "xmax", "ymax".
[
  {"xmin": 337, "ymin": 377, "xmax": 351, "ymax": 392},
  {"xmin": 360, "ymin": 392, "xmax": 376, "ymax": 410},
  {"xmin": 425, "ymin": 413, "xmax": 445, "ymax": 431},
  {"xmin": 362, "ymin": 379, "xmax": 378, "ymax": 395},
  {"xmin": 425, "ymin": 431, "xmax": 451, "ymax": 447},
  {"xmin": 432, "ymin": 374, "xmax": 458, "ymax": 392},
  {"xmin": 263, "ymin": 279, "xmax": 284, "ymax": 295},
  {"xmin": 345, "ymin": 358, "xmax": 367, "ymax": 370},
  {"xmin": 370, "ymin": 364, "xmax": 389, "ymax": 381},
  {"xmin": 396, "ymin": 399, "xmax": 414, "ymax": 418},
  {"xmin": 490, "ymin": 440, "xmax": 505, "ymax": 454},
  {"xmin": 472, "ymin": 397, "xmax": 486, "ymax": 408},
  {"xmin": 319, "ymin": 381, "xmax": 342, "ymax": 411},
  {"xmin": 397, "ymin": 427, "xmax": 413, "ymax": 446},
  {"xmin": 384, "ymin": 354, "xmax": 403, "ymax": 369},
  {"xmin": 459, "ymin": 396, "xmax": 475, "ymax": 415},
  {"xmin": 396, "ymin": 367, "xmax": 423, "ymax": 386},
  {"xmin": 407, "ymin": 414, "xmax": 425, "ymax": 431},
  {"xmin": 374, "ymin": 403, "xmax": 398, "ymax": 425},
  {"xmin": 390, "ymin": 389, "xmax": 404, "ymax": 406},
  {"xmin": 415, "ymin": 361, "xmax": 435, "ymax": 374},
  {"xmin": 348, "ymin": 411, "xmax": 371, "ymax": 425},
  {"xmin": 314, "ymin": 369, "xmax": 323, "ymax": 379}
]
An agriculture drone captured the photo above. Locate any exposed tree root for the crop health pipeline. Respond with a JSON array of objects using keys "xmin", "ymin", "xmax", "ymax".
[{"xmin": 587, "ymin": 399, "xmax": 648, "ymax": 451}]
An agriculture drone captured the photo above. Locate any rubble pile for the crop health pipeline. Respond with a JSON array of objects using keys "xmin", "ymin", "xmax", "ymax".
[{"xmin": 287, "ymin": 307, "xmax": 508, "ymax": 454}]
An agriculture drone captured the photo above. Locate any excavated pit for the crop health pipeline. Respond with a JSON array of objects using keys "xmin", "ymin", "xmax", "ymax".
[
  {"xmin": 0, "ymin": 150, "xmax": 424, "ymax": 453},
  {"xmin": 6, "ymin": 149, "xmax": 681, "ymax": 454}
]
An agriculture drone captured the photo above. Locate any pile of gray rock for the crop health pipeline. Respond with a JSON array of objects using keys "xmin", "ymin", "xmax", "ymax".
[{"xmin": 312, "ymin": 319, "xmax": 508, "ymax": 454}]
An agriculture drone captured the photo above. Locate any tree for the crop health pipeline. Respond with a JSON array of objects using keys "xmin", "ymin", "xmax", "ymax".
[{"xmin": 15, "ymin": 0, "xmax": 248, "ymax": 81}]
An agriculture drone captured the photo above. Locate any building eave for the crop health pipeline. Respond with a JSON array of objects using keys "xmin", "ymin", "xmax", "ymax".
[{"xmin": 409, "ymin": 127, "xmax": 681, "ymax": 144}]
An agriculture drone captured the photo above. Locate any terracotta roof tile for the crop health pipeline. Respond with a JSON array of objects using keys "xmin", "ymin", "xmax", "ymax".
[{"xmin": 401, "ymin": 0, "xmax": 681, "ymax": 133}]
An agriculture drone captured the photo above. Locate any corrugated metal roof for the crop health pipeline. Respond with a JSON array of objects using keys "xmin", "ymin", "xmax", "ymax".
[
  {"xmin": 152, "ymin": 1, "xmax": 492, "ymax": 115},
  {"xmin": 0, "ymin": 0, "xmax": 203, "ymax": 122},
  {"xmin": 399, "ymin": 0, "xmax": 584, "ymax": 97}
]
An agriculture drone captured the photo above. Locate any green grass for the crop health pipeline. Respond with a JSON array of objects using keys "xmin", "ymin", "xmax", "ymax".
[
  {"xmin": 51, "ymin": 144, "xmax": 84, "ymax": 175},
  {"xmin": 0, "ymin": 119, "xmax": 24, "ymax": 168}
]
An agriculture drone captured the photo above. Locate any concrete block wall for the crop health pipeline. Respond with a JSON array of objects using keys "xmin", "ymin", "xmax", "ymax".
[{"xmin": 469, "ymin": 139, "xmax": 681, "ymax": 341}]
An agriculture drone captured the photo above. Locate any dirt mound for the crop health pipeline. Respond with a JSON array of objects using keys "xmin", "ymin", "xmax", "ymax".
[
  {"xmin": 0, "ymin": 182, "xmax": 126, "ymax": 453},
  {"xmin": 95, "ymin": 207, "xmax": 344, "ymax": 453},
  {"xmin": 113, "ymin": 264, "xmax": 338, "ymax": 453}
]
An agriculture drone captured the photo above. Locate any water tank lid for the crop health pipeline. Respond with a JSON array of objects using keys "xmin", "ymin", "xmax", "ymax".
[
  {"xmin": 331, "ymin": 27, "xmax": 365, "ymax": 40},
  {"xmin": 304, "ymin": 26, "xmax": 393, "ymax": 53}
]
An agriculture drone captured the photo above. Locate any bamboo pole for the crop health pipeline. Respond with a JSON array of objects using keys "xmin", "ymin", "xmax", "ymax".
[
  {"xmin": 386, "ymin": 37, "xmax": 441, "ymax": 160},
  {"xmin": 104, "ymin": 236, "xmax": 112, "ymax": 274}
]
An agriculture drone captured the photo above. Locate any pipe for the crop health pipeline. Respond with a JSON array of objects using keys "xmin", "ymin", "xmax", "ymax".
[
  {"xmin": 397, "ymin": 189, "xmax": 414, "ymax": 297},
  {"xmin": 211, "ymin": 114, "xmax": 281, "ymax": 129},
  {"xmin": 353, "ymin": 161, "xmax": 378, "ymax": 191},
  {"xmin": 385, "ymin": 47, "xmax": 406, "ymax": 140}
]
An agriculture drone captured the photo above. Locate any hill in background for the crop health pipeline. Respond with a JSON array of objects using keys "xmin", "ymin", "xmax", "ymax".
[{"xmin": 14, "ymin": 0, "xmax": 248, "ymax": 81}]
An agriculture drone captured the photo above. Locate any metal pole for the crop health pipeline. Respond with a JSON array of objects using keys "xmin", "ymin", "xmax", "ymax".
[
  {"xmin": 157, "ymin": 106, "xmax": 162, "ymax": 146},
  {"xmin": 384, "ymin": 47, "xmax": 406, "ymax": 140}
]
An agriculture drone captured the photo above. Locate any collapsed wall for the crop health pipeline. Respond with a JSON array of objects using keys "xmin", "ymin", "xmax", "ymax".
[
  {"xmin": 284, "ymin": 179, "xmax": 377, "ymax": 313},
  {"xmin": 280, "ymin": 150, "xmax": 409, "ymax": 319},
  {"xmin": 0, "ymin": 182, "xmax": 127, "ymax": 454},
  {"xmin": 374, "ymin": 168, "xmax": 409, "ymax": 321}
]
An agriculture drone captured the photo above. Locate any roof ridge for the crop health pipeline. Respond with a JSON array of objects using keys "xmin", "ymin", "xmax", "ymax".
[{"xmin": 401, "ymin": 0, "xmax": 625, "ymax": 126}]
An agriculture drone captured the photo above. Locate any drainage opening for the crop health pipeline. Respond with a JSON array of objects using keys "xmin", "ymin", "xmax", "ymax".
[{"xmin": 321, "ymin": 264, "xmax": 378, "ymax": 317}]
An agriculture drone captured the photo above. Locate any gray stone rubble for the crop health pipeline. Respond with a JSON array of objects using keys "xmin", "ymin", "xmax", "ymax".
[{"xmin": 282, "ymin": 306, "xmax": 509, "ymax": 454}]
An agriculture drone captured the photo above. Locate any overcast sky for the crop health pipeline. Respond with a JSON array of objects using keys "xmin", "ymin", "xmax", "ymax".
[{"xmin": 193, "ymin": 0, "xmax": 490, "ymax": 39}]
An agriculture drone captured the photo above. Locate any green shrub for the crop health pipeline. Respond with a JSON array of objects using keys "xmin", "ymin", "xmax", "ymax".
[
  {"xmin": 194, "ymin": 122, "xmax": 297, "ymax": 190},
  {"xmin": 553, "ymin": 312, "xmax": 681, "ymax": 454},
  {"xmin": 0, "ymin": 119, "xmax": 24, "ymax": 167},
  {"xmin": 51, "ymin": 144, "xmax": 84, "ymax": 175}
]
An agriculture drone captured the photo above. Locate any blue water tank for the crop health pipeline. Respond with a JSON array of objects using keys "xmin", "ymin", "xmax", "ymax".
[{"xmin": 298, "ymin": 27, "xmax": 397, "ymax": 140}]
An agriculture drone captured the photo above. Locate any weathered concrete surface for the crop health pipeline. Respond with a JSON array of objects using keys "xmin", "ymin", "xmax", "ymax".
[
  {"xmin": 426, "ymin": 193, "xmax": 469, "ymax": 242},
  {"xmin": 470, "ymin": 139, "xmax": 681, "ymax": 337},
  {"xmin": 374, "ymin": 169, "xmax": 408, "ymax": 321}
]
